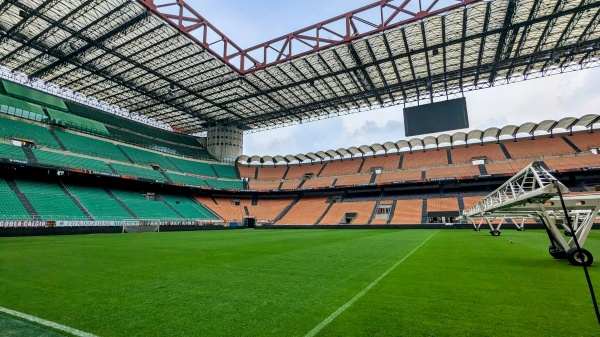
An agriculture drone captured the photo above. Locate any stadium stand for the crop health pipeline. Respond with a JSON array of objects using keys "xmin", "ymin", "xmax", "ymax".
[
  {"xmin": 53, "ymin": 130, "xmax": 131, "ymax": 163},
  {"xmin": 502, "ymin": 137, "xmax": 576, "ymax": 158},
  {"xmin": 247, "ymin": 198, "xmax": 294, "ymax": 222},
  {"xmin": 361, "ymin": 154, "xmax": 402, "ymax": 172},
  {"xmin": 377, "ymin": 170, "xmax": 424, "ymax": 184},
  {"xmin": 401, "ymin": 150, "xmax": 448, "ymax": 169},
  {"xmin": 462, "ymin": 196, "xmax": 485, "ymax": 211},
  {"xmin": 110, "ymin": 163, "xmax": 167, "ymax": 182},
  {"xmin": 389, "ymin": 199, "xmax": 423, "ymax": 224},
  {"xmin": 450, "ymin": 143, "xmax": 507, "ymax": 163},
  {"xmin": 212, "ymin": 164, "xmax": 238, "ymax": 179},
  {"xmin": 237, "ymin": 165, "xmax": 256, "ymax": 179},
  {"xmin": 318, "ymin": 201, "xmax": 376, "ymax": 225},
  {"xmin": 543, "ymin": 154, "xmax": 600, "ymax": 171},
  {"xmin": 32, "ymin": 149, "xmax": 113, "ymax": 175},
  {"xmin": 301, "ymin": 177, "xmax": 336, "ymax": 189},
  {"xmin": 280, "ymin": 179, "xmax": 302, "ymax": 190},
  {"xmin": 248, "ymin": 180, "xmax": 281, "ymax": 191},
  {"xmin": 318, "ymin": 159, "xmax": 362, "ymax": 176},
  {"xmin": 277, "ymin": 197, "xmax": 329, "ymax": 224},
  {"xmin": 165, "ymin": 173, "xmax": 208, "ymax": 187},
  {"xmin": 160, "ymin": 195, "xmax": 217, "ymax": 220},
  {"xmin": 0, "ymin": 178, "xmax": 31, "ymax": 220},
  {"xmin": 335, "ymin": 174, "xmax": 372, "ymax": 186},
  {"xmin": 0, "ymin": 142, "xmax": 28, "ymax": 162},
  {"xmin": 426, "ymin": 165, "xmax": 481, "ymax": 180},
  {"xmin": 15, "ymin": 179, "xmax": 88, "ymax": 221},
  {"xmin": 169, "ymin": 157, "xmax": 217, "ymax": 177},
  {"xmin": 427, "ymin": 198, "xmax": 459, "ymax": 213},
  {"xmin": 118, "ymin": 145, "xmax": 181, "ymax": 172},
  {"xmin": 195, "ymin": 196, "xmax": 246, "ymax": 222},
  {"xmin": 256, "ymin": 165, "xmax": 287, "ymax": 180},
  {"xmin": 0, "ymin": 115, "xmax": 61, "ymax": 149},
  {"xmin": 567, "ymin": 132, "xmax": 600, "ymax": 152},
  {"xmin": 110, "ymin": 189, "xmax": 181, "ymax": 220},
  {"xmin": 205, "ymin": 179, "xmax": 243, "ymax": 190},
  {"xmin": 64, "ymin": 183, "xmax": 132, "ymax": 220},
  {"xmin": 284, "ymin": 164, "xmax": 322, "ymax": 179}
]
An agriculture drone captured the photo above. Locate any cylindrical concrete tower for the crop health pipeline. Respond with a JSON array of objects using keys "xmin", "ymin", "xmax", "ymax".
[{"xmin": 206, "ymin": 125, "xmax": 243, "ymax": 163}]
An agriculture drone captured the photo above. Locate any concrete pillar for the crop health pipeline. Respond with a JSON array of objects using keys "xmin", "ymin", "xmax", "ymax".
[{"xmin": 206, "ymin": 125, "xmax": 243, "ymax": 163}]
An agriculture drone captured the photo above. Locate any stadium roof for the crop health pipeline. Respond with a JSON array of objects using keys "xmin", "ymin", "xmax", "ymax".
[
  {"xmin": 237, "ymin": 114, "xmax": 600, "ymax": 164},
  {"xmin": 0, "ymin": 0, "xmax": 598, "ymax": 134}
]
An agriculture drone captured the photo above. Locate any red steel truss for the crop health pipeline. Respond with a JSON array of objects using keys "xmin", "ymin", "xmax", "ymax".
[{"xmin": 138, "ymin": 0, "xmax": 482, "ymax": 74}]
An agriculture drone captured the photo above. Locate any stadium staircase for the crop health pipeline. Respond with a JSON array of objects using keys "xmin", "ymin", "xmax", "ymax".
[
  {"xmin": 4, "ymin": 178, "xmax": 39, "ymax": 219},
  {"xmin": 157, "ymin": 195, "xmax": 186, "ymax": 218},
  {"xmin": 356, "ymin": 158, "xmax": 366, "ymax": 173},
  {"xmin": 538, "ymin": 161, "xmax": 551, "ymax": 171},
  {"xmin": 273, "ymin": 195, "xmax": 302, "ymax": 223},
  {"xmin": 160, "ymin": 171, "xmax": 173, "ymax": 184},
  {"xmin": 331, "ymin": 178, "xmax": 338, "ymax": 187},
  {"xmin": 498, "ymin": 143, "xmax": 512, "ymax": 159},
  {"xmin": 297, "ymin": 179, "xmax": 307, "ymax": 189},
  {"xmin": 103, "ymin": 188, "xmax": 138, "ymax": 219},
  {"xmin": 21, "ymin": 147, "xmax": 37, "ymax": 163},
  {"xmin": 116, "ymin": 146, "xmax": 135, "ymax": 164},
  {"xmin": 314, "ymin": 201, "xmax": 334, "ymax": 225},
  {"xmin": 106, "ymin": 163, "xmax": 120, "ymax": 175},
  {"xmin": 369, "ymin": 172, "xmax": 377, "ymax": 184},
  {"xmin": 252, "ymin": 194, "xmax": 258, "ymax": 206},
  {"xmin": 421, "ymin": 199, "xmax": 428, "ymax": 223},
  {"xmin": 457, "ymin": 196, "xmax": 465, "ymax": 214},
  {"xmin": 191, "ymin": 198, "xmax": 223, "ymax": 220},
  {"xmin": 57, "ymin": 180, "xmax": 94, "ymax": 220},
  {"xmin": 386, "ymin": 200, "xmax": 397, "ymax": 225},
  {"xmin": 478, "ymin": 164, "xmax": 488, "ymax": 175},
  {"xmin": 48, "ymin": 130, "xmax": 68, "ymax": 151},
  {"xmin": 398, "ymin": 154, "xmax": 404, "ymax": 169},
  {"xmin": 316, "ymin": 163, "xmax": 327, "ymax": 177},
  {"xmin": 446, "ymin": 148, "xmax": 453, "ymax": 164},
  {"xmin": 561, "ymin": 136, "xmax": 582, "ymax": 153},
  {"xmin": 282, "ymin": 166, "xmax": 290, "ymax": 179}
]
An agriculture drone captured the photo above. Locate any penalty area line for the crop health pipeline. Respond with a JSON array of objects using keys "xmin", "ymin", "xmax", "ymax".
[
  {"xmin": 304, "ymin": 230, "xmax": 440, "ymax": 337},
  {"xmin": 0, "ymin": 306, "xmax": 98, "ymax": 337}
]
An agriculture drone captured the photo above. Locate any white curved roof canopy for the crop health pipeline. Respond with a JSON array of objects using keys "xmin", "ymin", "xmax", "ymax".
[{"xmin": 237, "ymin": 115, "xmax": 600, "ymax": 164}]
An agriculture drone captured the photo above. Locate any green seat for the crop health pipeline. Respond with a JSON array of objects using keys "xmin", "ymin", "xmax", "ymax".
[
  {"xmin": 2, "ymin": 80, "xmax": 68, "ymax": 110},
  {"xmin": 46, "ymin": 108, "xmax": 109, "ymax": 136},
  {"xmin": 160, "ymin": 194, "xmax": 218, "ymax": 220},
  {"xmin": 212, "ymin": 164, "xmax": 238, "ymax": 179},
  {"xmin": 166, "ymin": 173, "xmax": 207, "ymax": 187},
  {"xmin": 0, "ymin": 143, "xmax": 28, "ymax": 162},
  {"xmin": 169, "ymin": 157, "xmax": 216, "ymax": 176},
  {"xmin": 118, "ymin": 145, "xmax": 180, "ymax": 171},
  {"xmin": 110, "ymin": 163, "xmax": 167, "ymax": 182},
  {"xmin": 0, "ymin": 115, "xmax": 61, "ymax": 149},
  {"xmin": 53, "ymin": 130, "xmax": 130, "ymax": 163},
  {"xmin": 110, "ymin": 189, "xmax": 181, "ymax": 220},
  {"xmin": 65, "ymin": 184, "xmax": 131, "ymax": 221},
  {"xmin": 0, "ymin": 178, "xmax": 31, "ymax": 220},
  {"xmin": 15, "ymin": 179, "xmax": 87, "ymax": 221},
  {"xmin": 205, "ymin": 179, "xmax": 243, "ymax": 190},
  {"xmin": 32, "ymin": 149, "xmax": 113, "ymax": 175}
]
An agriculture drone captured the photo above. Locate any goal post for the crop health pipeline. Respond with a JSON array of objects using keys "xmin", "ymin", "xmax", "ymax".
[{"xmin": 122, "ymin": 219, "xmax": 160, "ymax": 233}]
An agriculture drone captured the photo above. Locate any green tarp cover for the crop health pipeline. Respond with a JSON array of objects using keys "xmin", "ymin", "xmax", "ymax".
[
  {"xmin": 2, "ymin": 80, "xmax": 68, "ymax": 111},
  {"xmin": 46, "ymin": 108, "xmax": 109, "ymax": 136}
]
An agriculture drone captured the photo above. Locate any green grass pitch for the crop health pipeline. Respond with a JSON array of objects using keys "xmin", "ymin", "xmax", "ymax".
[{"xmin": 1, "ymin": 229, "xmax": 599, "ymax": 336}]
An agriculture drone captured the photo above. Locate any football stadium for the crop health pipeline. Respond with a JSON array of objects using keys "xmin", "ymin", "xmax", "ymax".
[{"xmin": 1, "ymin": 0, "xmax": 600, "ymax": 335}]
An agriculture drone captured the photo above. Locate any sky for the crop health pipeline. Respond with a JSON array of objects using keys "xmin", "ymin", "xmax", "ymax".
[{"xmin": 184, "ymin": 0, "xmax": 600, "ymax": 156}]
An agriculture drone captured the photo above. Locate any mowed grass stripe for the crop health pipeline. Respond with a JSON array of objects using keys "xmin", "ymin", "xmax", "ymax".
[
  {"xmin": 0, "ymin": 230, "xmax": 433, "ymax": 336},
  {"xmin": 305, "ymin": 230, "xmax": 439, "ymax": 337},
  {"xmin": 318, "ymin": 230, "xmax": 600, "ymax": 337}
]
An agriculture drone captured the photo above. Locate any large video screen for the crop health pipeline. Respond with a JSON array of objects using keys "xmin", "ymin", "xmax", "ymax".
[{"xmin": 403, "ymin": 97, "xmax": 469, "ymax": 137}]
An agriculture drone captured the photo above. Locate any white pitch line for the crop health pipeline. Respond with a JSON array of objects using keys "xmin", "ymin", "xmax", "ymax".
[
  {"xmin": 305, "ymin": 230, "xmax": 439, "ymax": 337},
  {"xmin": 0, "ymin": 306, "xmax": 99, "ymax": 337}
]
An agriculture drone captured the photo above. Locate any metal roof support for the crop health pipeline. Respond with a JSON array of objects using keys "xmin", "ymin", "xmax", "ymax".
[
  {"xmin": 382, "ymin": 33, "xmax": 407, "ymax": 101},
  {"xmin": 473, "ymin": 1, "xmax": 492, "ymax": 85},
  {"xmin": 400, "ymin": 27, "xmax": 421, "ymax": 101}
]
